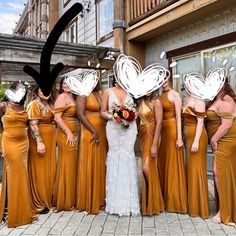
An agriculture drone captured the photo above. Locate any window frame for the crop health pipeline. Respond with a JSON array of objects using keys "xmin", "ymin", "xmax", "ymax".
[
  {"xmin": 63, "ymin": 0, "xmax": 71, "ymax": 8},
  {"xmin": 171, "ymin": 42, "xmax": 236, "ymax": 93},
  {"xmin": 64, "ymin": 18, "xmax": 78, "ymax": 44},
  {"xmin": 101, "ymin": 74, "xmax": 114, "ymax": 90},
  {"xmin": 96, "ymin": 0, "xmax": 114, "ymax": 44}
]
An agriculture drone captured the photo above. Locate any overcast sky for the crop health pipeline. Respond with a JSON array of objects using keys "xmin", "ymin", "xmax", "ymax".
[{"xmin": 0, "ymin": 0, "xmax": 26, "ymax": 34}]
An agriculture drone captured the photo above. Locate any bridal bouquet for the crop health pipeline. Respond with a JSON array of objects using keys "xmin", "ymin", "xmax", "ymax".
[{"xmin": 112, "ymin": 102, "xmax": 136, "ymax": 129}]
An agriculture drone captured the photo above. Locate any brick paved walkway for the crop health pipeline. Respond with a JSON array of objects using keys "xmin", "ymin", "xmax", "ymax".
[{"xmin": 0, "ymin": 158, "xmax": 236, "ymax": 235}]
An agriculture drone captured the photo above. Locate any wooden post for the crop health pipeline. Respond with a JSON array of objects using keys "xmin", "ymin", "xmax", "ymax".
[
  {"xmin": 113, "ymin": 0, "xmax": 126, "ymax": 54},
  {"xmin": 48, "ymin": 0, "xmax": 58, "ymax": 34}
]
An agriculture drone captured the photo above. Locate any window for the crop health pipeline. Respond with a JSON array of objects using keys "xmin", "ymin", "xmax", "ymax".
[
  {"xmin": 101, "ymin": 74, "xmax": 114, "ymax": 90},
  {"xmin": 172, "ymin": 43, "xmax": 236, "ymax": 95},
  {"xmin": 96, "ymin": 0, "xmax": 114, "ymax": 41},
  {"xmin": 64, "ymin": 19, "xmax": 77, "ymax": 43},
  {"xmin": 63, "ymin": 0, "xmax": 71, "ymax": 7},
  {"xmin": 172, "ymin": 53, "xmax": 201, "ymax": 101}
]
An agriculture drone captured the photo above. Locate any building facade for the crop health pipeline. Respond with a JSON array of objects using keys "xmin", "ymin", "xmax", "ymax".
[
  {"xmin": 125, "ymin": 0, "xmax": 236, "ymax": 94},
  {"xmin": 14, "ymin": 0, "xmax": 116, "ymax": 88},
  {"xmin": 15, "ymin": 0, "xmax": 236, "ymax": 92},
  {"xmin": 14, "ymin": 0, "xmax": 51, "ymax": 40}
]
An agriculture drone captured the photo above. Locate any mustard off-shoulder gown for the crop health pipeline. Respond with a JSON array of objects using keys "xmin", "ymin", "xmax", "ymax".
[
  {"xmin": 157, "ymin": 90, "xmax": 187, "ymax": 213},
  {"xmin": 52, "ymin": 106, "xmax": 79, "ymax": 211},
  {"xmin": 0, "ymin": 108, "xmax": 37, "ymax": 227},
  {"xmin": 183, "ymin": 107, "xmax": 210, "ymax": 218},
  {"xmin": 206, "ymin": 110, "xmax": 236, "ymax": 225},
  {"xmin": 76, "ymin": 93, "xmax": 107, "ymax": 214},
  {"xmin": 138, "ymin": 100, "xmax": 164, "ymax": 215},
  {"xmin": 27, "ymin": 99, "xmax": 56, "ymax": 212}
]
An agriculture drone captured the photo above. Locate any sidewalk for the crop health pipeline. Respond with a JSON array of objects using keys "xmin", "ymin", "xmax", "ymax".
[{"xmin": 0, "ymin": 159, "xmax": 236, "ymax": 235}]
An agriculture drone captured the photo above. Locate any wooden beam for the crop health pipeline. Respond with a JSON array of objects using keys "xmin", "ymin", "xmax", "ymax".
[
  {"xmin": 114, "ymin": 0, "xmax": 126, "ymax": 53},
  {"xmin": 48, "ymin": 0, "xmax": 58, "ymax": 33}
]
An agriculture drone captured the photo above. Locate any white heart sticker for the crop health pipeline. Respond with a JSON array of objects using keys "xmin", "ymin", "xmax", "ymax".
[
  {"xmin": 113, "ymin": 54, "xmax": 170, "ymax": 99},
  {"xmin": 65, "ymin": 70, "xmax": 99, "ymax": 96},
  {"xmin": 183, "ymin": 68, "xmax": 226, "ymax": 101},
  {"xmin": 5, "ymin": 86, "xmax": 26, "ymax": 103}
]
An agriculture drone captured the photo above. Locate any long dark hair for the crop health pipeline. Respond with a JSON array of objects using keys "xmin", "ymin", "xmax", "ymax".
[
  {"xmin": 33, "ymin": 86, "xmax": 54, "ymax": 106},
  {"xmin": 58, "ymin": 78, "xmax": 65, "ymax": 94},
  {"xmin": 207, "ymin": 77, "xmax": 236, "ymax": 109},
  {"xmin": 1, "ymin": 81, "xmax": 27, "ymax": 106},
  {"xmin": 221, "ymin": 77, "xmax": 236, "ymax": 103},
  {"xmin": 111, "ymin": 75, "xmax": 117, "ymax": 87}
]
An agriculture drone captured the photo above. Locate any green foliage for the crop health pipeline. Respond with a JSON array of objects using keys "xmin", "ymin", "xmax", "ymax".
[{"xmin": 0, "ymin": 84, "xmax": 9, "ymax": 101}]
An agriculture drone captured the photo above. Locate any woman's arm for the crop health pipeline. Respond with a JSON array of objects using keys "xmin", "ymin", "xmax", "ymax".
[
  {"xmin": 191, "ymin": 99, "xmax": 205, "ymax": 152},
  {"xmin": 210, "ymin": 98, "xmax": 235, "ymax": 151},
  {"xmin": 76, "ymin": 95, "xmax": 99, "ymax": 143},
  {"xmin": 29, "ymin": 120, "xmax": 45, "ymax": 156},
  {"xmin": 172, "ymin": 91, "xmax": 183, "ymax": 148},
  {"xmin": 101, "ymin": 89, "xmax": 113, "ymax": 120},
  {"xmin": 54, "ymin": 94, "xmax": 76, "ymax": 147},
  {"xmin": 0, "ymin": 102, "xmax": 6, "ymax": 133},
  {"xmin": 0, "ymin": 102, "xmax": 6, "ymax": 158},
  {"xmin": 191, "ymin": 118, "xmax": 204, "ymax": 152},
  {"xmin": 151, "ymin": 99, "xmax": 163, "ymax": 158}
]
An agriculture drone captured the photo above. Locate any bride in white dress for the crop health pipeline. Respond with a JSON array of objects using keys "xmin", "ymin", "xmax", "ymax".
[{"xmin": 101, "ymin": 82, "xmax": 140, "ymax": 216}]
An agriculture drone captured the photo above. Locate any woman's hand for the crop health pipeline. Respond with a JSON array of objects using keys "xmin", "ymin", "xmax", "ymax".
[
  {"xmin": 176, "ymin": 138, "xmax": 184, "ymax": 148},
  {"xmin": 92, "ymin": 131, "xmax": 100, "ymax": 144},
  {"xmin": 191, "ymin": 141, "xmax": 199, "ymax": 153},
  {"xmin": 37, "ymin": 142, "xmax": 45, "ymax": 156},
  {"xmin": 151, "ymin": 144, "xmax": 157, "ymax": 159},
  {"xmin": 66, "ymin": 131, "xmax": 77, "ymax": 147},
  {"xmin": 210, "ymin": 139, "xmax": 218, "ymax": 152}
]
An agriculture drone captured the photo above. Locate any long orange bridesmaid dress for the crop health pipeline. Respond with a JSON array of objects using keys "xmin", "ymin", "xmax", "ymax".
[
  {"xmin": 76, "ymin": 93, "xmax": 107, "ymax": 214},
  {"xmin": 27, "ymin": 99, "xmax": 56, "ymax": 213},
  {"xmin": 52, "ymin": 106, "xmax": 78, "ymax": 211},
  {"xmin": 157, "ymin": 90, "xmax": 187, "ymax": 213},
  {"xmin": 183, "ymin": 106, "xmax": 210, "ymax": 218},
  {"xmin": 0, "ymin": 107, "xmax": 37, "ymax": 227},
  {"xmin": 138, "ymin": 100, "xmax": 164, "ymax": 215},
  {"xmin": 206, "ymin": 110, "xmax": 236, "ymax": 225}
]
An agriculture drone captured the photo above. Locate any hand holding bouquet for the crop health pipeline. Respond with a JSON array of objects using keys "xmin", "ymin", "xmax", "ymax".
[{"xmin": 112, "ymin": 102, "xmax": 136, "ymax": 129}]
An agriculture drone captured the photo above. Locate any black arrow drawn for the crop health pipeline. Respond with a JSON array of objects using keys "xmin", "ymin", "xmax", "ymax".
[{"xmin": 23, "ymin": 3, "xmax": 83, "ymax": 96}]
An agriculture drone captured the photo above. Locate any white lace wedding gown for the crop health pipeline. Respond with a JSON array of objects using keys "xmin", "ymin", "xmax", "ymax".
[{"xmin": 105, "ymin": 89, "xmax": 140, "ymax": 216}]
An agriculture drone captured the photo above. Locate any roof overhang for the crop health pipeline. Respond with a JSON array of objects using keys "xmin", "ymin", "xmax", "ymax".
[{"xmin": 0, "ymin": 33, "xmax": 119, "ymax": 82}]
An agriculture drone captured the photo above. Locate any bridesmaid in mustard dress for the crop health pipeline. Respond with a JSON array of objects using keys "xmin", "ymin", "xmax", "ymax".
[
  {"xmin": 157, "ymin": 80, "xmax": 187, "ymax": 213},
  {"xmin": 206, "ymin": 79, "xmax": 236, "ymax": 225},
  {"xmin": 183, "ymin": 93, "xmax": 210, "ymax": 218},
  {"xmin": 76, "ymin": 85, "xmax": 107, "ymax": 214},
  {"xmin": 0, "ymin": 82, "xmax": 37, "ymax": 227},
  {"xmin": 27, "ymin": 87, "xmax": 56, "ymax": 214},
  {"xmin": 52, "ymin": 79, "xmax": 78, "ymax": 212},
  {"xmin": 138, "ymin": 91, "xmax": 164, "ymax": 215}
]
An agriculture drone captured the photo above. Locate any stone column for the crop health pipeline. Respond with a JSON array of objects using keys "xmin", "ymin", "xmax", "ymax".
[
  {"xmin": 28, "ymin": 0, "xmax": 33, "ymax": 36},
  {"xmin": 33, "ymin": 1, "xmax": 37, "ymax": 37},
  {"xmin": 41, "ymin": 0, "xmax": 49, "ymax": 39}
]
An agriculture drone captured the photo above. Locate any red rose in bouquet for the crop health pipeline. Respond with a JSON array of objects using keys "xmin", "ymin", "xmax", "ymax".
[
  {"xmin": 126, "ymin": 110, "xmax": 135, "ymax": 121},
  {"xmin": 119, "ymin": 104, "xmax": 125, "ymax": 111},
  {"xmin": 112, "ymin": 102, "xmax": 136, "ymax": 129}
]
